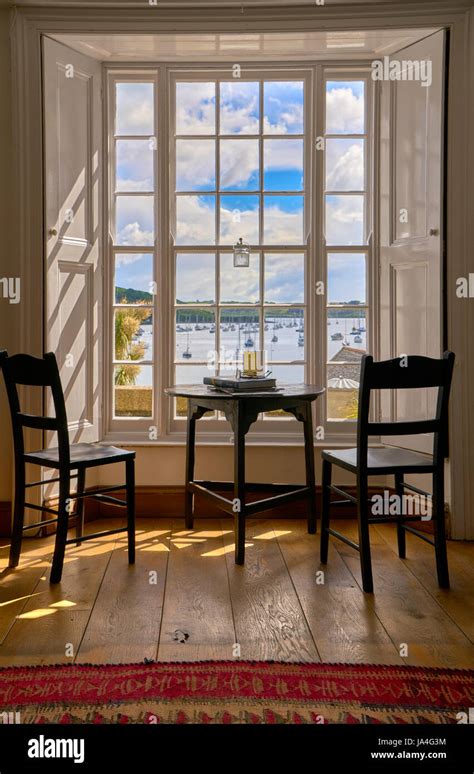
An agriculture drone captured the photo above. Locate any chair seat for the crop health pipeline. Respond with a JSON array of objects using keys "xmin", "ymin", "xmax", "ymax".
[
  {"xmin": 322, "ymin": 446, "xmax": 434, "ymax": 474},
  {"xmin": 24, "ymin": 443, "xmax": 135, "ymax": 469}
]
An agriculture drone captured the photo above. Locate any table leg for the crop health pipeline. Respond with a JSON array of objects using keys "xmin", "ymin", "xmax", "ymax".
[
  {"xmin": 233, "ymin": 404, "xmax": 246, "ymax": 565},
  {"xmin": 303, "ymin": 402, "xmax": 317, "ymax": 534},
  {"xmin": 185, "ymin": 402, "xmax": 198, "ymax": 529}
]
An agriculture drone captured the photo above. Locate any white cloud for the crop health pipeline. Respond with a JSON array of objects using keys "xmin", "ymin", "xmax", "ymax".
[
  {"xmin": 117, "ymin": 178, "xmax": 153, "ymax": 193},
  {"xmin": 326, "ymin": 87, "xmax": 364, "ymax": 133},
  {"xmin": 326, "ymin": 195, "xmax": 364, "ymax": 245},
  {"xmin": 220, "ymin": 102, "xmax": 259, "ymax": 135},
  {"xmin": 176, "ymin": 254, "xmax": 215, "ymax": 302},
  {"xmin": 220, "ymin": 255, "xmax": 259, "ymax": 302},
  {"xmin": 176, "ymin": 196, "xmax": 216, "ymax": 245},
  {"xmin": 326, "ymin": 141, "xmax": 364, "ymax": 191},
  {"xmin": 116, "ymin": 196, "xmax": 154, "ymax": 246},
  {"xmin": 116, "ymin": 84, "xmax": 154, "ymax": 135},
  {"xmin": 176, "ymin": 139, "xmax": 215, "ymax": 190},
  {"xmin": 220, "ymin": 201, "xmax": 259, "ymax": 244},
  {"xmin": 116, "ymin": 140, "xmax": 154, "ymax": 192},
  {"xmin": 264, "ymin": 253, "xmax": 304, "ymax": 302},
  {"xmin": 115, "ymin": 253, "xmax": 148, "ymax": 267},
  {"xmin": 264, "ymin": 204, "xmax": 304, "ymax": 244},
  {"xmin": 117, "ymin": 222, "xmax": 154, "ymax": 246},
  {"xmin": 263, "ymin": 102, "xmax": 304, "ymax": 135},
  {"xmin": 220, "ymin": 140, "xmax": 259, "ymax": 190},
  {"xmin": 264, "ymin": 138, "xmax": 303, "ymax": 172},
  {"xmin": 176, "ymin": 82, "xmax": 215, "ymax": 134}
]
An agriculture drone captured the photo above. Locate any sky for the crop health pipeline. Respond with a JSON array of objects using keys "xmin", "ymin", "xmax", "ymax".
[{"xmin": 114, "ymin": 79, "xmax": 366, "ymax": 304}]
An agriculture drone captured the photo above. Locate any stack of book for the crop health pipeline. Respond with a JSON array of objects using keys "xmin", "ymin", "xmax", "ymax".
[{"xmin": 203, "ymin": 375, "xmax": 277, "ymax": 394}]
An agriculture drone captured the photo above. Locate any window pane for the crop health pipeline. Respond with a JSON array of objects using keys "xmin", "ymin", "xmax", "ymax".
[
  {"xmin": 116, "ymin": 83, "xmax": 154, "ymax": 136},
  {"xmin": 327, "ymin": 253, "xmax": 366, "ymax": 305},
  {"xmin": 175, "ymin": 364, "xmax": 216, "ymax": 417},
  {"xmin": 325, "ymin": 195, "xmax": 364, "ymax": 246},
  {"xmin": 326, "ymin": 80, "xmax": 365, "ymax": 134},
  {"xmin": 326, "ymin": 139, "xmax": 364, "ymax": 191},
  {"xmin": 264, "ymin": 139, "xmax": 303, "ymax": 191},
  {"xmin": 219, "ymin": 195, "xmax": 259, "ymax": 245},
  {"xmin": 114, "ymin": 309, "xmax": 153, "ymax": 361},
  {"xmin": 327, "ymin": 364, "xmax": 360, "ymax": 421},
  {"xmin": 220, "ymin": 81, "xmax": 259, "ymax": 135},
  {"xmin": 176, "ymin": 82, "xmax": 215, "ymax": 135},
  {"xmin": 176, "ymin": 195, "xmax": 215, "ymax": 245},
  {"xmin": 264, "ymin": 195, "xmax": 304, "ymax": 244},
  {"xmin": 114, "ymin": 253, "xmax": 154, "ymax": 304},
  {"xmin": 328, "ymin": 311, "xmax": 367, "ymax": 362},
  {"xmin": 116, "ymin": 140, "xmax": 154, "ymax": 192},
  {"xmin": 114, "ymin": 365, "xmax": 152, "ymax": 418},
  {"xmin": 270, "ymin": 364, "xmax": 305, "ymax": 383},
  {"xmin": 218, "ymin": 309, "xmax": 259, "ymax": 362},
  {"xmin": 264, "ymin": 81, "xmax": 304, "ymax": 134},
  {"xmin": 219, "ymin": 253, "xmax": 259, "ymax": 304},
  {"xmin": 176, "ymin": 139, "xmax": 215, "ymax": 191},
  {"xmin": 175, "ymin": 308, "xmax": 215, "ymax": 362},
  {"xmin": 176, "ymin": 253, "xmax": 215, "ymax": 303},
  {"xmin": 220, "ymin": 139, "xmax": 259, "ymax": 191},
  {"xmin": 264, "ymin": 253, "xmax": 304, "ymax": 304},
  {"xmin": 263, "ymin": 363, "xmax": 305, "ymax": 418},
  {"xmin": 115, "ymin": 196, "xmax": 154, "ymax": 246},
  {"xmin": 264, "ymin": 309, "xmax": 304, "ymax": 361}
]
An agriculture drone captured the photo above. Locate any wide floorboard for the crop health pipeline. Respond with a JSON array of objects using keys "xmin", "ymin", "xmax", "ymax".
[{"xmin": 0, "ymin": 519, "xmax": 472, "ymax": 668}]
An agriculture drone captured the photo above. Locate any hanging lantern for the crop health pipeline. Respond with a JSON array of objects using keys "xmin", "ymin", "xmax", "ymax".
[{"xmin": 233, "ymin": 237, "xmax": 250, "ymax": 267}]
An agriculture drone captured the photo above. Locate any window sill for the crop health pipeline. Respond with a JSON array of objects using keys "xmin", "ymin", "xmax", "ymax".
[{"xmin": 101, "ymin": 431, "xmax": 382, "ymax": 448}]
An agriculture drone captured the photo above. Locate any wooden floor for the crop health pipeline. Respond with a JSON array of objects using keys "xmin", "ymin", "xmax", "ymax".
[{"xmin": 0, "ymin": 518, "xmax": 473, "ymax": 668}]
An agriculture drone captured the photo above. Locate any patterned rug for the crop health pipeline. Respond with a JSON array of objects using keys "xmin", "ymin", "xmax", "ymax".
[{"xmin": 0, "ymin": 661, "xmax": 472, "ymax": 724}]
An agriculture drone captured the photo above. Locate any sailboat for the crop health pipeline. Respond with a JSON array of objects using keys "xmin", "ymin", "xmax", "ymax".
[
  {"xmin": 182, "ymin": 332, "xmax": 192, "ymax": 359},
  {"xmin": 244, "ymin": 324, "xmax": 254, "ymax": 348}
]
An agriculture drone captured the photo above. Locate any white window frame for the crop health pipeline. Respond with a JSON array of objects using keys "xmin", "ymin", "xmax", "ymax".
[
  {"xmin": 319, "ymin": 67, "xmax": 375, "ymax": 433},
  {"xmin": 103, "ymin": 62, "xmax": 375, "ymax": 444}
]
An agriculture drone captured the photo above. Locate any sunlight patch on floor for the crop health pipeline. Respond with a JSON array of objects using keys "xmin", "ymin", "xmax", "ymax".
[
  {"xmin": 253, "ymin": 530, "xmax": 292, "ymax": 540},
  {"xmin": 202, "ymin": 542, "xmax": 254, "ymax": 557},
  {"xmin": 17, "ymin": 608, "xmax": 58, "ymax": 620}
]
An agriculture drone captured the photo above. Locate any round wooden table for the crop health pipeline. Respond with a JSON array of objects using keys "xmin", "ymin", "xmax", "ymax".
[{"xmin": 165, "ymin": 384, "xmax": 325, "ymax": 565}]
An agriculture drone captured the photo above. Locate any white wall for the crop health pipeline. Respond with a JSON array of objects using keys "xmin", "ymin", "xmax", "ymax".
[{"xmin": 0, "ymin": 9, "xmax": 16, "ymax": 503}]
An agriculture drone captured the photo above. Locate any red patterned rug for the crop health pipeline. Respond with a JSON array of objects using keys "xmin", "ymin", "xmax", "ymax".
[{"xmin": 0, "ymin": 661, "xmax": 472, "ymax": 724}]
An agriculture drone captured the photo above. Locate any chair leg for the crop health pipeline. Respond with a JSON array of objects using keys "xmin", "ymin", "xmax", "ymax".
[
  {"xmin": 303, "ymin": 403, "xmax": 317, "ymax": 534},
  {"xmin": 357, "ymin": 474, "xmax": 373, "ymax": 593},
  {"xmin": 50, "ymin": 472, "xmax": 70, "ymax": 584},
  {"xmin": 320, "ymin": 460, "xmax": 332, "ymax": 563},
  {"xmin": 395, "ymin": 472, "xmax": 406, "ymax": 559},
  {"xmin": 233, "ymin": 405, "xmax": 246, "ymax": 565},
  {"xmin": 433, "ymin": 467, "xmax": 449, "ymax": 589},
  {"xmin": 9, "ymin": 462, "xmax": 26, "ymax": 568},
  {"xmin": 185, "ymin": 406, "xmax": 197, "ymax": 530},
  {"xmin": 126, "ymin": 458, "xmax": 135, "ymax": 565},
  {"xmin": 75, "ymin": 468, "xmax": 86, "ymax": 546}
]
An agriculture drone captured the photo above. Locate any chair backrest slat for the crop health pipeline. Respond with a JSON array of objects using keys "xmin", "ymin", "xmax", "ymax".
[
  {"xmin": 17, "ymin": 414, "xmax": 59, "ymax": 432},
  {"xmin": 357, "ymin": 352, "xmax": 455, "ymax": 467},
  {"xmin": 366, "ymin": 419, "xmax": 440, "ymax": 436}
]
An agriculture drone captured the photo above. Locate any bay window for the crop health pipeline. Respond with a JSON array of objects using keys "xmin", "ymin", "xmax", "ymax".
[{"xmin": 106, "ymin": 65, "xmax": 373, "ymax": 441}]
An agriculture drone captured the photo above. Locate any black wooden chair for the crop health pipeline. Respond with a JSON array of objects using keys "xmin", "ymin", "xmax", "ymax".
[
  {"xmin": 0, "ymin": 350, "xmax": 135, "ymax": 583},
  {"xmin": 320, "ymin": 352, "xmax": 455, "ymax": 593}
]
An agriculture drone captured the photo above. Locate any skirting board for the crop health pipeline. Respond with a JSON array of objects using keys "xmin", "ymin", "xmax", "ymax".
[
  {"xmin": 0, "ymin": 501, "xmax": 11, "ymax": 538},
  {"xmin": 86, "ymin": 485, "xmax": 435, "ymax": 537},
  {"xmin": 0, "ymin": 486, "xmax": 438, "ymax": 537}
]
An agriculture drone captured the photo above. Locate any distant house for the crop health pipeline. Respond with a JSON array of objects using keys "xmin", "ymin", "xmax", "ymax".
[{"xmin": 327, "ymin": 346, "xmax": 365, "ymax": 386}]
